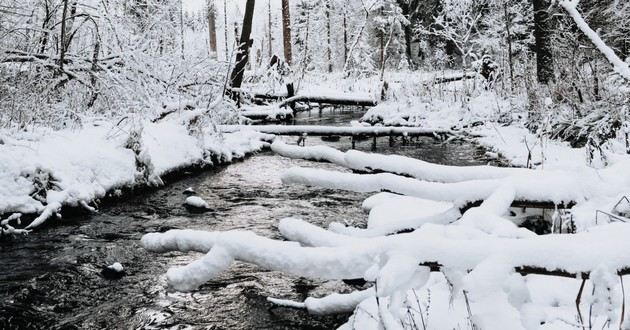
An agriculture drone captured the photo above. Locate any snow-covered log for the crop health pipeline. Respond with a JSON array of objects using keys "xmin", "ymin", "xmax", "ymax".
[
  {"xmin": 271, "ymin": 141, "xmax": 528, "ymax": 182},
  {"xmin": 221, "ymin": 125, "xmax": 457, "ymax": 137},
  {"xmin": 343, "ymin": 149, "xmax": 527, "ymax": 182},
  {"xmin": 240, "ymin": 105, "xmax": 294, "ymax": 121},
  {"xmin": 271, "ymin": 141, "xmax": 347, "ymax": 166},
  {"xmin": 143, "ymin": 222, "xmax": 630, "ymax": 292},
  {"xmin": 276, "ymin": 93, "xmax": 378, "ymax": 108},
  {"xmin": 268, "ymin": 287, "xmax": 376, "ymax": 315},
  {"xmin": 281, "ymin": 167, "xmax": 589, "ymax": 206}
]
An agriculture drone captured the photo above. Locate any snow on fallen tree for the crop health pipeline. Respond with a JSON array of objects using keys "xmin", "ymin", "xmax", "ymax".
[
  {"xmin": 280, "ymin": 166, "xmax": 597, "ymax": 207},
  {"xmin": 558, "ymin": 0, "xmax": 630, "ymax": 81},
  {"xmin": 270, "ymin": 140, "xmax": 347, "ymax": 167},
  {"xmin": 327, "ymin": 195, "xmax": 461, "ymax": 238},
  {"xmin": 142, "ymin": 219, "xmax": 630, "ymax": 299},
  {"xmin": 272, "ymin": 140, "xmax": 527, "ymax": 182},
  {"xmin": 239, "ymin": 104, "xmax": 294, "ymax": 121},
  {"xmin": 220, "ymin": 125, "xmax": 458, "ymax": 137}
]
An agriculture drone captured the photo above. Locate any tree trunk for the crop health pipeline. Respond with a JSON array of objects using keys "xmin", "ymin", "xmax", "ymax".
[
  {"xmin": 343, "ymin": 3, "xmax": 348, "ymax": 61},
  {"xmin": 58, "ymin": 0, "xmax": 70, "ymax": 73},
  {"xmin": 503, "ymin": 0, "xmax": 514, "ymax": 90},
  {"xmin": 179, "ymin": 0, "xmax": 185, "ymax": 59},
  {"xmin": 207, "ymin": 1, "xmax": 217, "ymax": 58},
  {"xmin": 281, "ymin": 0, "xmax": 292, "ymax": 65},
  {"xmin": 223, "ymin": 0, "xmax": 229, "ymax": 60},
  {"xmin": 396, "ymin": 0, "xmax": 416, "ymax": 69},
  {"xmin": 228, "ymin": 0, "xmax": 256, "ymax": 99},
  {"xmin": 267, "ymin": 0, "xmax": 273, "ymax": 58},
  {"xmin": 326, "ymin": 0, "xmax": 332, "ymax": 72},
  {"xmin": 532, "ymin": 0, "xmax": 554, "ymax": 84}
]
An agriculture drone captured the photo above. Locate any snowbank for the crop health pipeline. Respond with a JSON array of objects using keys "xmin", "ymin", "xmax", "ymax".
[{"xmin": 0, "ymin": 117, "xmax": 269, "ymax": 232}]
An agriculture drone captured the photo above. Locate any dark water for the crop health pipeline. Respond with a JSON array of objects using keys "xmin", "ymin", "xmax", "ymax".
[{"xmin": 0, "ymin": 108, "xmax": 488, "ymax": 329}]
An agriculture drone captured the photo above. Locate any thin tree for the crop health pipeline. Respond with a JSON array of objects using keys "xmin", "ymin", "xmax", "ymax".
[
  {"xmin": 326, "ymin": 0, "xmax": 333, "ymax": 72},
  {"xmin": 207, "ymin": 0, "xmax": 217, "ymax": 58},
  {"xmin": 223, "ymin": 0, "xmax": 229, "ymax": 60},
  {"xmin": 281, "ymin": 0, "xmax": 292, "ymax": 65},
  {"xmin": 267, "ymin": 0, "xmax": 273, "ymax": 58}
]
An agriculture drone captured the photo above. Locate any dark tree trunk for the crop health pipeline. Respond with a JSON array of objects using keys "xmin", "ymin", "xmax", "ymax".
[
  {"xmin": 326, "ymin": 0, "xmax": 332, "ymax": 72},
  {"xmin": 396, "ymin": 0, "xmax": 417, "ymax": 69},
  {"xmin": 532, "ymin": 0, "xmax": 554, "ymax": 84},
  {"xmin": 281, "ymin": 0, "xmax": 292, "ymax": 65},
  {"xmin": 228, "ymin": 0, "xmax": 256, "ymax": 99},
  {"xmin": 207, "ymin": 1, "xmax": 217, "ymax": 57}
]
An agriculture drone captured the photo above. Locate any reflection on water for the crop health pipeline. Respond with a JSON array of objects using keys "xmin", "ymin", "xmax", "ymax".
[{"xmin": 0, "ymin": 108, "xmax": 488, "ymax": 329}]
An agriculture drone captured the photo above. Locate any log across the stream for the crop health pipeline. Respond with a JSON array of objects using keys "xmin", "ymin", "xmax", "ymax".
[{"xmin": 220, "ymin": 125, "xmax": 457, "ymax": 138}]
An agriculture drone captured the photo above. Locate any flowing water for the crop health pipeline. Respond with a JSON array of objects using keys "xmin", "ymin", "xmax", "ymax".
[{"xmin": 0, "ymin": 108, "xmax": 490, "ymax": 329}]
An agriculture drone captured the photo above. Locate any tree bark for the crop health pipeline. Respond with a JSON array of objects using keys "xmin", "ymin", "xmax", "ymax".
[
  {"xmin": 207, "ymin": 1, "xmax": 217, "ymax": 58},
  {"xmin": 281, "ymin": 0, "xmax": 292, "ymax": 65},
  {"xmin": 343, "ymin": 3, "xmax": 348, "ymax": 61},
  {"xmin": 326, "ymin": 0, "xmax": 333, "ymax": 72},
  {"xmin": 532, "ymin": 0, "xmax": 554, "ymax": 84},
  {"xmin": 504, "ymin": 0, "xmax": 514, "ymax": 89},
  {"xmin": 223, "ymin": 0, "xmax": 229, "ymax": 60},
  {"xmin": 267, "ymin": 0, "xmax": 273, "ymax": 58},
  {"xmin": 396, "ymin": 0, "xmax": 417, "ymax": 69},
  {"xmin": 228, "ymin": 0, "xmax": 255, "ymax": 98}
]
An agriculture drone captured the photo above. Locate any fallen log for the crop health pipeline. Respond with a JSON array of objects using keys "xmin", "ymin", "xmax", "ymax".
[
  {"xmin": 220, "ymin": 125, "xmax": 456, "ymax": 138},
  {"xmin": 432, "ymin": 72, "xmax": 477, "ymax": 85}
]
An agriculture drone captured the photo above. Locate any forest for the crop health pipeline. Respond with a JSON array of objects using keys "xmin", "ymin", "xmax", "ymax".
[{"xmin": 1, "ymin": 0, "xmax": 630, "ymax": 329}]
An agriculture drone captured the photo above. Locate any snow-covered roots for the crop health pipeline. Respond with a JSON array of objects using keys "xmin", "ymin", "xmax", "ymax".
[{"xmin": 143, "ymin": 142, "xmax": 630, "ymax": 329}]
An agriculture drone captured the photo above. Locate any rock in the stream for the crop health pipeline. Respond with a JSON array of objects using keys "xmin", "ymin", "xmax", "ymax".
[
  {"xmin": 101, "ymin": 262, "xmax": 126, "ymax": 280},
  {"xmin": 183, "ymin": 187, "xmax": 196, "ymax": 195},
  {"xmin": 184, "ymin": 196, "xmax": 210, "ymax": 212}
]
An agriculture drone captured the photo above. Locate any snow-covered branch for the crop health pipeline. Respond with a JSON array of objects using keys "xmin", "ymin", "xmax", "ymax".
[{"xmin": 558, "ymin": 0, "xmax": 630, "ymax": 81}]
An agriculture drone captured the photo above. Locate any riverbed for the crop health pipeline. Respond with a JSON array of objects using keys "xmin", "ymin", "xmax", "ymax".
[{"xmin": 0, "ymin": 108, "xmax": 490, "ymax": 329}]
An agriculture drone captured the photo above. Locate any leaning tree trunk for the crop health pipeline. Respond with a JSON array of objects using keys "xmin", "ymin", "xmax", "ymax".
[
  {"xmin": 533, "ymin": 0, "xmax": 554, "ymax": 84},
  {"xmin": 281, "ymin": 0, "xmax": 292, "ymax": 65},
  {"xmin": 227, "ymin": 0, "xmax": 255, "ymax": 100}
]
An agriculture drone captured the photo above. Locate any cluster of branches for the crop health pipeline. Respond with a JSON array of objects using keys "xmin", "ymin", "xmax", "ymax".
[{"xmin": 0, "ymin": 0, "xmax": 226, "ymax": 129}]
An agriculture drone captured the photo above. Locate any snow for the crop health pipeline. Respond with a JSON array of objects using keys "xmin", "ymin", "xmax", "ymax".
[
  {"xmin": 0, "ymin": 116, "xmax": 269, "ymax": 231},
  {"xmin": 221, "ymin": 124, "xmax": 455, "ymax": 137},
  {"xmin": 271, "ymin": 140, "xmax": 347, "ymax": 167},
  {"xmin": 108, "ymin": 262, "xmax": 124, "ymax": 272},
  {"xmin": 559, "ymin": 0, "xmax": 630, "ymax": 81},
  {"xmin": 240, "ymin": 104, "xmax": 294, "ymax": 121},
  {"xmin": 329, "ymin": 194, "xmax": 459, "ymax": 237},
  {"xmin": 184, "ymin": 196, "xmax": 210, "ymax": 209}
]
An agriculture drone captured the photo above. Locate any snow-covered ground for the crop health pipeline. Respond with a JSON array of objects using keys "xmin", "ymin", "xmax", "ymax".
[{"xmin": 0, "ymin": 115, "xmax": 270, "ymax": 234}]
